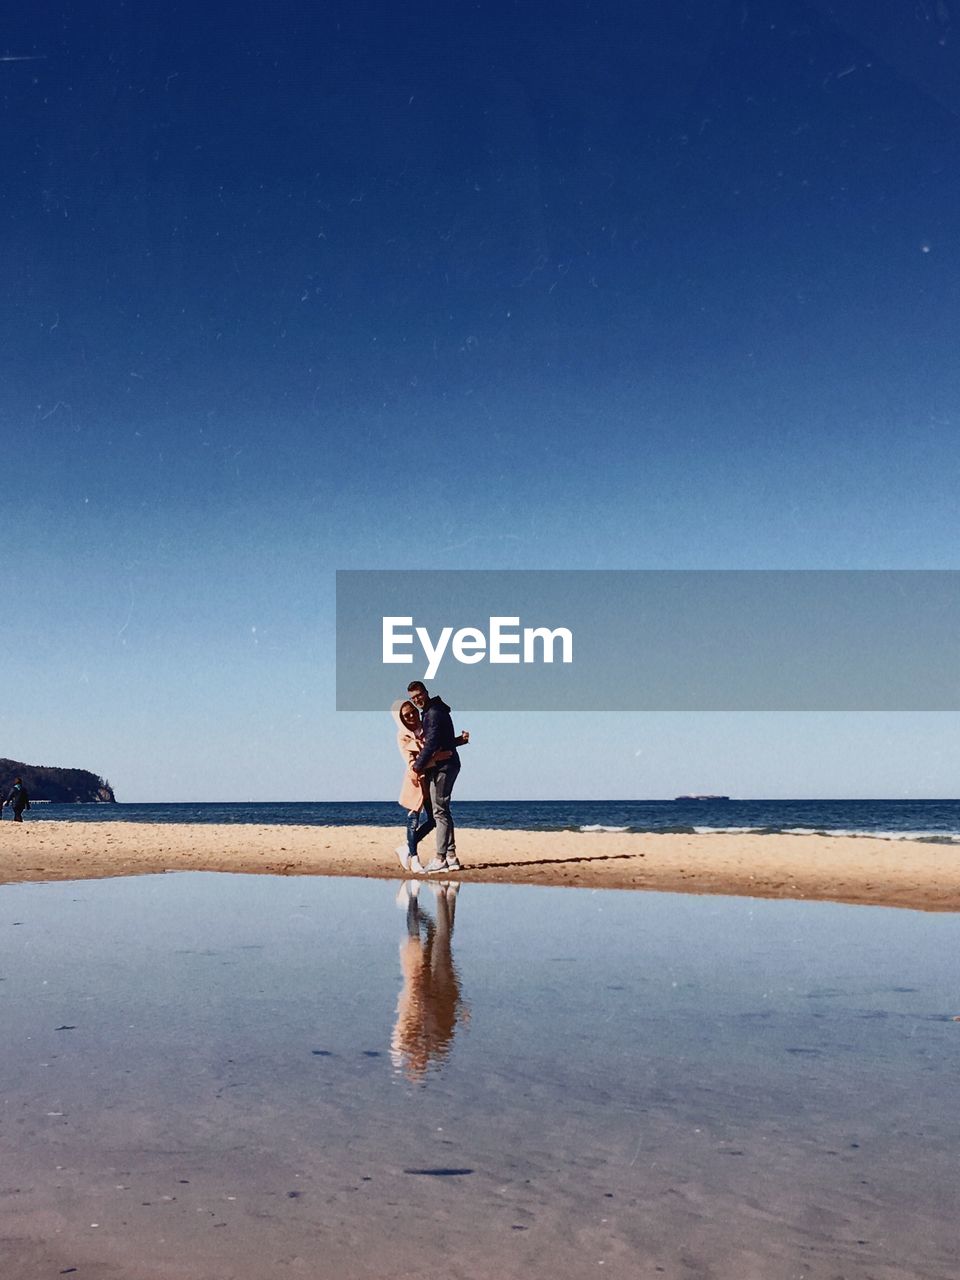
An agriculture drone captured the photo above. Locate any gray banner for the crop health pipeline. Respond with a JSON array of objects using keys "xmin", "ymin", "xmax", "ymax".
[{"xmin": 336, "ymin": 570, "xmax": 960, "ymax": 711}]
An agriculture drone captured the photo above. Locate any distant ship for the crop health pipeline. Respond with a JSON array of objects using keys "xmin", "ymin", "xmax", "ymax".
[{"xmin": 674, "ymin": 794, "xmax": 731, "ymax": 801}]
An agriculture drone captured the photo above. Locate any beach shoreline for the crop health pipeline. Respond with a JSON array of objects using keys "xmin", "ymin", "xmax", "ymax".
[{"xmin": 0, "ymin": 821, "xmax": 956, "ymax": 912}]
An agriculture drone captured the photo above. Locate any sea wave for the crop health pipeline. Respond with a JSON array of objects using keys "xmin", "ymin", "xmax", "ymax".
[
  {"xmin": 765, "ymin": 825, "xmax": 959, "ymax": 843},
  {"xmin": 692, "ymin": 825, "xmax": 777, "ymax": 835},
  {"xmin": 779, "ymin": 826, "xmax": 960, "ymax": 844},
  {"xmin": 582, "ymin": 822, "xmax": 960, "ymax": 843},
  {"xmin": 578, "ymin": 823, "xmax": 699, "ymax": 835},
  {"xmin": 681, "ymin": 822, "xmax": 959, "ymax": 844}
]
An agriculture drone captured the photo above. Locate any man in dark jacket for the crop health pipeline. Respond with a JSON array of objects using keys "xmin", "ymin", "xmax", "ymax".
[
  {"xmin": 4, "ymin": 778, "xmax": 30, "ymax": 823},
  {"xmin": 408, "ymin": 682, "xmax": 463, "ymax": 874}
]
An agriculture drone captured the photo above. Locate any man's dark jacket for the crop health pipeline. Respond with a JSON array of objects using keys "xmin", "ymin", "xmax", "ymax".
[
  {"xmin": 7, "ymin": 783, "xmax": 28, "ymax": 813},
  {"xmin": 413, "ymin": 697, "xmax": 459, "ymax": 773}
]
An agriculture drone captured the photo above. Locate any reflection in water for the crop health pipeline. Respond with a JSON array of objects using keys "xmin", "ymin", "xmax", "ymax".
[{"xmin": 391, "ymin": 880, "xmax": 469, "ymax": 1081}]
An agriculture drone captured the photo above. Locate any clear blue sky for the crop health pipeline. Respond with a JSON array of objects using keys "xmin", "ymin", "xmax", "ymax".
[{"xmin": 4, "ymin": 1, "xmax": 960, "ymax": 800}]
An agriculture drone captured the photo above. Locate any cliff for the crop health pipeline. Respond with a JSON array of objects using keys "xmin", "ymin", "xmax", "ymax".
[{"xmin": 0, "ymin": 758, "xmax": 116, "ymax": 804}]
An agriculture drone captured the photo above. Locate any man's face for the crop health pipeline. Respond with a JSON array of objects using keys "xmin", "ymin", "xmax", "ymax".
[{"xmin": 409, "ymin": 686, "xmax": 428, "ymax": 710}]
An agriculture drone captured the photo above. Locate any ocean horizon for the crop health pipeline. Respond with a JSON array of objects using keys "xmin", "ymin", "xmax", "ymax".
[{"xmin": 21, "ymin": 798, "xmax": 960, "ymax": 844}]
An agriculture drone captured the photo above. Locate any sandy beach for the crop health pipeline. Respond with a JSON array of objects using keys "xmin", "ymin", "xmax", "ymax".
[{"xmin": 0, "ymin": 821, "xmax": 956, "ymax": 911}]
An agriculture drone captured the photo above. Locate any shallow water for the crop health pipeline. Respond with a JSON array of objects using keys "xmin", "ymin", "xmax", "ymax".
[{"xmin": 1, "ymin": 874, "xmax": 958, "ymax": 1279}]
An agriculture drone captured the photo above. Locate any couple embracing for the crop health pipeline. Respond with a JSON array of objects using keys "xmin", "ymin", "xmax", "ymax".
[{"xmin": 391, "ymin": 680, "xmax": 469, "ymax": 875}]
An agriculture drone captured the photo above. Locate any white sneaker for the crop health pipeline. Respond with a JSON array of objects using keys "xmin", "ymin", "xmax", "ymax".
[
  {"xmin": 409, "ymin": 854, "xmax": 424, "ymax": 875},
  {"xmin": 395, "ymin": 879, "xmax": 421, "ymax": 908},
  {"xmin": 395, "ymin": 844, "xmax": 410, "ymax": 871},
  {"xmin": 423, "ymin": 857, "xmax": 448, "ymax": 875},
  {"xmin": 445, "ymin": 856, "xmax": 462, "ymax": 872}
]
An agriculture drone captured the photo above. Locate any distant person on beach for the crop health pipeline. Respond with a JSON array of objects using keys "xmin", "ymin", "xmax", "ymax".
[
  {"xmin": 4, "ymin": 778, "xmax": 30, "ymax": 823},
  {"xmin": 407, "ymin": 681, "xmax": 467, "ymax": 874},
  {"xmin": 391, "ymin": 698, "xmax": 468, "ymax": 874}
]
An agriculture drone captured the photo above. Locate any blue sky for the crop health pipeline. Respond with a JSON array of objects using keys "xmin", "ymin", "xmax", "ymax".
[{"xmin": 4, "ymin": 0, "xmax": 960, "ymax": 800}]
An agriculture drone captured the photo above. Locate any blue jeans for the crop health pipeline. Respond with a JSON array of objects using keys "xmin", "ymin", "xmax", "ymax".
[{"xmin": 406, "ymin": 793, "xmax": 436, "ymax": 859}]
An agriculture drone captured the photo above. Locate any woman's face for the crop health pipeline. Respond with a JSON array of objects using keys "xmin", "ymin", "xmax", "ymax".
[{"xmin": 400, "ymin": 702, "xmax": 420, "ymax": 730}]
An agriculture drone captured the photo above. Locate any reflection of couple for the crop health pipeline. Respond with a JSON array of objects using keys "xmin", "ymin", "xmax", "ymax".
[
  {"xmin": 391, "ymin": 879, "xmax": 468, "ymax": 1082},
  {"xmin": 391, "ymin": 680, "xmax": 469, "ymax": 875}
]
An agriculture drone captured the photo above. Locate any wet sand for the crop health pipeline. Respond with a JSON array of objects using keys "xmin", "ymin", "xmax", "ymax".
[{"xmin": 0, "ymin": 821, "xmax": 956, "ymax": 910}]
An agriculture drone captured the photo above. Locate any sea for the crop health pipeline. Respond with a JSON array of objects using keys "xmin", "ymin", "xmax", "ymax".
[{"xmin": 23, "ymin": 798, "xmax": 960, "ymax": 844}]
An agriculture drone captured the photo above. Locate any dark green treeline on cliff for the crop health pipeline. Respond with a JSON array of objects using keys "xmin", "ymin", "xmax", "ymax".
[{"xmin": 0, "ymin": 759, "xmax": 116, "ymax": 804}]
